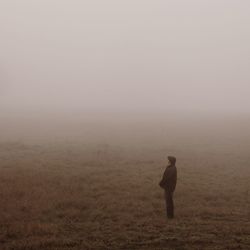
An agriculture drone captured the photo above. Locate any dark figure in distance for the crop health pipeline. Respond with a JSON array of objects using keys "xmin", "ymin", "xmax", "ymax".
[{"xmin": 159, "ymin": 156, "xmax": 177, "ymax": 219}]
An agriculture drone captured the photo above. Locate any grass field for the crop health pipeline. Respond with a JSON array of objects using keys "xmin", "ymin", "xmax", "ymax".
[{"xmin": 0, "ymin": 117, "xmax": 250, "ymax": 249}]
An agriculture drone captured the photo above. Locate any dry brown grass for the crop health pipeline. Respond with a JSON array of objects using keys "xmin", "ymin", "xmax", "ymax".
[{"xmin": 0, "ymin": 141, "xmax": 249, "ymax": 250}]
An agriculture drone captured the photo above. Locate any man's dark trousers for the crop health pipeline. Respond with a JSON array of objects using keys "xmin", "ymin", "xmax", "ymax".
[{"xmin": 164, "ymin": 189, "xmax": 174, "ymax": 218}]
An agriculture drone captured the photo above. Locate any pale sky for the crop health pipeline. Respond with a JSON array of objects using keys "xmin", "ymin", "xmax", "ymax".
[{"xmin": 1, "ymin": 0, "xmax": 250, "ymax": 115}]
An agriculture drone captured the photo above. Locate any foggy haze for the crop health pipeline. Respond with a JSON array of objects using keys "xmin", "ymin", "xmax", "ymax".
[
  {"xmin": 1, "ymin": 3, "xmax": 250, "ymax": 248},
  {"xmin": 1, "ymin": 0, "xmax": 250, "ymax": 116}
]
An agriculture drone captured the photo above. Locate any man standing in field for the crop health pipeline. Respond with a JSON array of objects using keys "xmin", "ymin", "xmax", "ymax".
[{"xmin": 159, "ymin": 156, "xmax": 177, "ymax": 219}]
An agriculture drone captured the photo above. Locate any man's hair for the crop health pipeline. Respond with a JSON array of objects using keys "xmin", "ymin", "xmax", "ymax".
[{"xmin": 168, "ymin": 156, "xmax": 176, "ymax": 165}]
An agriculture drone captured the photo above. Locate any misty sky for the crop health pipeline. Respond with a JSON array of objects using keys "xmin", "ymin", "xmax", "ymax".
[{"xmin": 1, "ymin": 0, "xmax": 250, "ymax": 115}]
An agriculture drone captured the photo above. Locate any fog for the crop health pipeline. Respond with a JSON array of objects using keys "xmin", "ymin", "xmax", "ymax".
[
  {"xmin": 1, "ymin": 0, "xmax": 250, "ymax": 113},
  {"xmin": 1, "ymin": 1, "xmax": 250, "ymax": 142}
]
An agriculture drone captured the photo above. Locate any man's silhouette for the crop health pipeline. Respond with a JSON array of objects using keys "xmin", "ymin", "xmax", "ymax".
[{"xmin": 159, "ymin": 156, "xmax": 177, "ymax": 219}]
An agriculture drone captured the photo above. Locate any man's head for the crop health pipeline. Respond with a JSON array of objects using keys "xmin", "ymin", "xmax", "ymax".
[{"xmin": 168, "ymin": 156, "xmax": 176, "ymax": 166}]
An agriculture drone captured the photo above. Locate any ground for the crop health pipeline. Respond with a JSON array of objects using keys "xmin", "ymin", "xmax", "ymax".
[{"xmin": 0, "ymin": 141, "xmax": 249, "ymax": 250}]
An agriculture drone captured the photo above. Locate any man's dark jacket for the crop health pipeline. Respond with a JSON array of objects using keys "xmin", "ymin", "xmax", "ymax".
[{"xmin": 159, "ymin": 165, "xmax": 177, "ymax": 192}]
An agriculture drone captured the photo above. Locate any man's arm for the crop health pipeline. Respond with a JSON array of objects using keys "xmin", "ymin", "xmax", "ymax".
[{"xmin": 159, "ymin": 169, "xmax": 168, "ymax": 188}]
